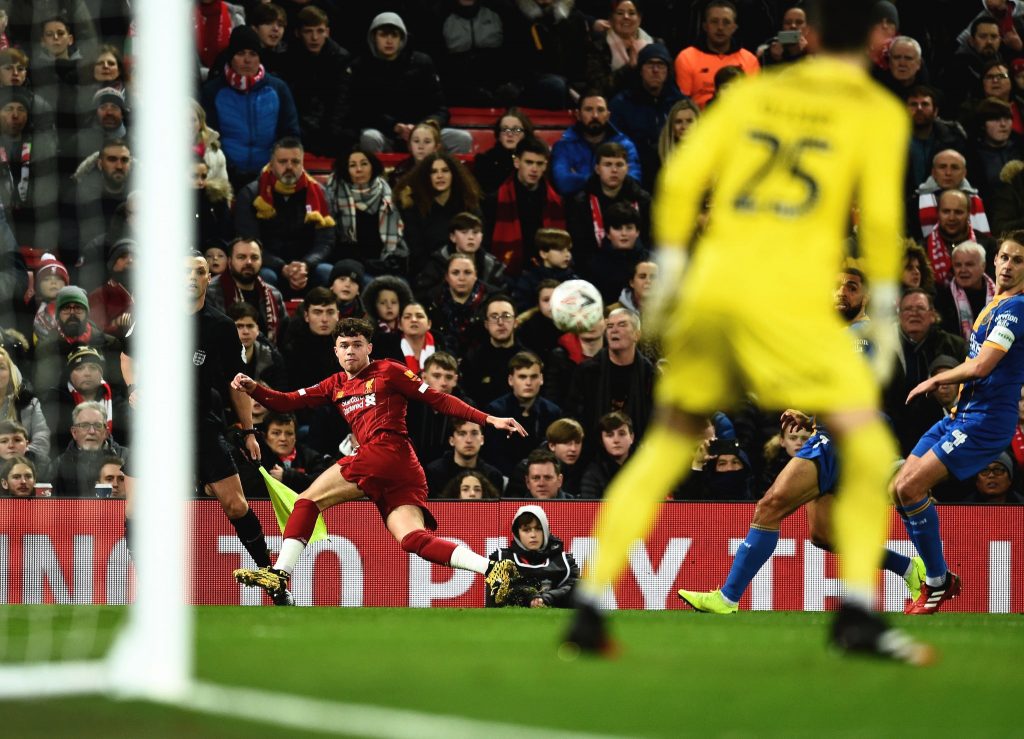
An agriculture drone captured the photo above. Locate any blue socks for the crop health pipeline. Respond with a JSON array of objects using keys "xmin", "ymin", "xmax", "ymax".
[
  {"xmin": 881, "ymin": 548, "xmax": 911, "ymax": 577},
  {"xmin": 721, "ymin": 527, "xmax": 779, "ymax": 603},
  {"xmin": 900, "ymin": 497, "xmax": 947, "ymax": 580}
]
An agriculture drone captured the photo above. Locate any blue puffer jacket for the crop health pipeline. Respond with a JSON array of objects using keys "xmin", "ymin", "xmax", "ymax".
[
  {"xmin": 550, "ymin": 123, "xmax": 641, "ymax": 196},
  {"xmin": 201, "ymin": 73, "xmax": 300, "ymax": 175}
]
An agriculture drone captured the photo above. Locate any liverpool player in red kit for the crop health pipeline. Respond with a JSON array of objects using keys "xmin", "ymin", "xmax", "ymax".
[{"xmin": 231, "ymin": 318, "xmax": 528, "ymax": 603}]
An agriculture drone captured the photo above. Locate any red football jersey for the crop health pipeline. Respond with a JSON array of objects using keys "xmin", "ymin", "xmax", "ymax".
[{"xmin": 251, "ymin": 359, "xmax": 488, "ymax": 446}]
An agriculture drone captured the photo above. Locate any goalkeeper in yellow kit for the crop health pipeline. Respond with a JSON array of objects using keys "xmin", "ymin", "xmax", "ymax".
[{"xmin": 564, "ymin": 0, "xmax": 933, "ymax": 664}]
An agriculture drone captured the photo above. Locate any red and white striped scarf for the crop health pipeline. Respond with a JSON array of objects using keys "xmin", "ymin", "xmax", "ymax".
[
  {"xmin": 918, "ymin": 191, "xmax": 990, "ymax": 239},
  {"xmin": 70, "ymin": 381, "xmax": 114, "ymax": 434},
  {"xmin": 949, "ymin": 274, "xmax": 995, "ymax": 341},
  {"xmin": 401, "ymin": 332, "xmax": 435, "ymax": 374}
]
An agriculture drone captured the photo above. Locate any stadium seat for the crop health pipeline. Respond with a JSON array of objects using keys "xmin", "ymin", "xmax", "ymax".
[
  {"xmin": 449, "ymin": 106, "xmax": 574, "ymax": 129},
  {"xmin": 535, "ymin": 128, "xmax": 565, "ymax": 148},
  {"xmin": 469, "ymin": 128, "xmax": 495, "ymax": 155},
  {"xmin": 303, "ymin": 153, "xmax": 335, "ymax": 175}
]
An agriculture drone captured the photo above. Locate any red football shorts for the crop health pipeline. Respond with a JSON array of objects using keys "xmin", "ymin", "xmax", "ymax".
[{"xmin": 336, "ymin": 432, "xmax": 438, "ymax": 529}]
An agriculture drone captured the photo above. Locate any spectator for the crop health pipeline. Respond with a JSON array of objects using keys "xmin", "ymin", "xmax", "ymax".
[
  {"xmin": 96, "ymin": 454, "xmax": 126, "ymax": 498},
  {"xmin": 234, "ymin": 137, "xmax": 336, "ymax": 293},
  {"xmin": 905, "ymin": 87, "xmax": 968, "ymax": 198},
  {"xmin": 248, "ymin": 3, "xmax": 289, "ymax": 76},
  {"xmin": 593, "ymin": 0, "xmax": 653, "ymax": 93},
  {"xmin": 191, "ymin": 98, "xmax": 229, "ymax": 189},
  {"xmin": 459, "ymin": 294, "xmax": 524, "ymax": 406},
  {"xmin": 966, "ymin": 97, "xmax": 1024, "ymax": 205},
  {"xmin": 280, "ymin": 286, "xmax": 340, "ymax": 391},
  {"xmin": 30, "ymin": 14, "xmax": 89, "ymax": 141},
  {"xmin": 416, "ymin": 211, "xmax": 507, "ymax": 302},
  {"xmin": 407, "ymin": 350, "xmax": 478, "ymax": 466},
  {"xmin": 0, "ymin": 419, "xmax": 49, "ymax": 483},
  {"xmin": 521, "ymin": 448, "xmax": 571, "ymax": 499},
  {"xmin": 504, "ymin": 416, "xmax": 585, "ymax": 498},
  {"xmin": 325, "ymin": 147, "xmax": 408, "ymax": 278},
  {"xmin": 935, "ymin": 241, "xmax": 995, "ymax": 341},
  {"xmin": 207, "ymin": 237, "xmax": 287, "ymax": 346},
  {"xmin": 61, "ymin": 138, "xmax": 132, "ymax": 286},
  {"xmin": 484, "ymin": 351, "xmax": 563, "ymax": 476},
  {"xmin": 53, "ymin": 400, "xmax": 129, "ymax": 498},
  {"xmin": 901, "ymin": 241, "xmax": 937, "ymax": 295},
  {"xmin": 758, "ymin": 414, "xmax": 812, "ymax": 496},
  {"xmin": 485, "ymin": 136, "xmax": 566, "ymax": 277},
  {"xmin": 0, "ymin": 48, "xmax": 54, "ymax": 133},
  {"xmin": 960, "ymin": 60, "xmax": 1022, "ymax": 133},
  {"xmin": 397, "ymin": 151, "xmax": 482, "ymax": 274},
  {"xmin": 204, "ymin": 243, "xmax": 228, "ymax": 277},
  {"xmin": 398, "ymin": 301, "xmax": 436, "ymax": 374},
  {"xmin": 544, "ymin": 319, "xmax": 604, "ymax": 411},
  {"xmin": 609, "ymin": 42, "xmax": 684, "ymax": 192},
  {"xmin": 201, "ymin": 25, "xmax": 300, "ymax": 188},
  {"xmin": 434, "ymin": 0, "xmax": 511, "ymax": 107},
  {"xmin": 513, "ymin": 228, "xmax": 578, "ymax": 312},
  {"xmin": 69, "ymin": 86, "xmax": 129, "ymax": 182},
  {"xmin": 990, "ymin": 157, "xmax": 1024, "ymax": 234},
  {"xmin": 944, "ymin": 15, "xmax": 1004, "ymax": 112},
  {"xmin": 566, "ymin": 141, "xmax": 650, "ymax": 265},
  {"xmin": 86, "ymin": 238, "xmax": 134, "ymax": 338},
  {"xmin": 31, "ymin": 253, "xmax": 69, "ymax": 342},
  {"xmin": 361, "ymin": 274, "xmax": 412, "ymax": 356},
  {"xmin": 278, "ymin": 6, "xmax": 353, "ymax": 157},
  {"xmin": 427, "ymin": 253, "xmax": 490, "ymax": 358},
  {"xmin": 503, "ymin": 0, "xmax": 601, "ymax": 109},
  {"xmin": 515, "ymin": 279, "xmax": 562, "ymax": 358},
  {"xmin": 473, "ymin": 108, "xmax": 533, "ymax": 197},
  {"xmin": 656, "ymin": 98, "xmax": 700, "ymax": 166},
  {"xmin": 923, "ymin": 189, "xmax": 995, "ymax": 288},
  {"xmin": 194, "ymin": 158, "xmax": 233, "ymax": 252},
  {"xmin": 0, "ymin": 85, "xmax": 58, "ymax": 251},
  {"xmin": 911, "ymin": 149, "xmax": 991, "ymax": 243},
  {"xmin": 34, "ymin": 286, "xmax": 123, "ymax": 395},
  {"xmin": 567, "ymin": 306, "xmax": 654, "ymax": 448},
  {"xmin": 42, "ymin": 344, "xmax": 129, "ymax": 450},
  {"xmin": 195, "ymin": 0, "xmax": 243, "ymax": 78},
  {"xmin": 967, "ymin": 453, "xmax": 1024, "ymax": 504},
  {"xmin": 486, "ymin": 505, "xmax": 579, "ymax": 607},
  {"xmin": 608, "ymin": 258, "xmax": 657, "ymax": 317},
  {"xmin": 440, "ymin": 469, "xmax": 501, "ymax": 500},
  {"xmin": 326, "ymin": 259, "xmax": 368, "ymax": 319},
  {"xmin": 873, "ymin": 35, "xmax": 928, "ymax": 99},
  {"xmin": 955, "ymin": 1, "xmax": 1024, "ymax": 54},
  {"xmin": 0, "ymin": 454, "xmax": 34, "ymax": 497},
  {"xmin": 425, "ymin": 418, "xmax": 504, "ymax": 498},
  {"xmin": 584, "ymin": 201, "xmax": 649, "ymax": 305},
  {"xmin": 755, "ymin": 4, "xmax": 809, "ymax": 68},
  {"xmin": 0, "ymin": 346, "xmax": 48, "ymax": 460},
  {"xmin": 227, "ymin": 302, "xmax": 287, "ymax": 389},
  {"xmin": 675, "ymin": 436, "xmax": 755, "ymax": 501},
  {"xmin": 349, "ymin": 12, "xmax": 471, "ymax": 155},
  {"xmin": 386, "ymin": 119, "xmax": 442, "ymax": 189},
  {"xmin": 551, "ymin": 91, "xmax": 641, "ymax": 196},
  {"xmin": 673, "ymin": 0, "xmax": 758, "ymax": 109},
  {"xmin": 260, "ymin": 411, "xmax": 332, "ymax": 490},
  {"xmin": 579, "ymin": 410, "xmax": 635, "ymax": 499}
]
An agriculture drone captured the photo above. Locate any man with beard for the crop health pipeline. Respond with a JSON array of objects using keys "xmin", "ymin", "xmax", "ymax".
[
  {"xmin": 910, "ymin": 149, "xmax": 991, "ymax": 248},
  {"xmin": 944, "ymin": 14, "xmax": 1004, "ymax": 111},
  {"xmin": 550, "ymin": 91, "xmax": 641, "ymax": 197},
  {"xmin": 62, "ymin": 138, "xmax": 132, "ymax": 286},
  {"xmin": 904, "ymin": 87, "xmax": 967, "ymax": 198},
  {"xmin": 234, "ymin": 137, "xmax": 335, "ymax": 293},
  {"xmin": 207, "ymin": 237, "xmax": 286, "ymax": 345},
  {"xmin": 85, "ymin": 239, "xmax": 134, "ymax": 341},
  {"xmin": 53, "ymin": 401, "xmax": 129, "ymax": 497},
  {"xmin": 65, "ymin": 88, "xmax": 129, "ymax": 178},
  {"xmin": 33, "ymin": 285, "xmax": 124, "ymax": 395}
]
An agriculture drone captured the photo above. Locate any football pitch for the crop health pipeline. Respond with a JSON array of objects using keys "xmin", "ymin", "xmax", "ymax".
[{"xmin": 2, "ymin": 606, "xmax": 1021, "ymax": 737}]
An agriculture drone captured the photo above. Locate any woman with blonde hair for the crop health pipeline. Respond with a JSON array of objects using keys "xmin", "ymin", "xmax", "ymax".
[
  {"xmin": 0, "ymin": 346, "xmax": 49, "ymax": 460},
  {"xmin": 190, "ymin": 98, "xmax": 230, "ymax": 194},
  {"xmin": 657, "ymin": 98, "xmax": 700, "ymax": 163},
  {"xmin": 388, "ymin": 119, "xmax": 443, "ymax": 187}
]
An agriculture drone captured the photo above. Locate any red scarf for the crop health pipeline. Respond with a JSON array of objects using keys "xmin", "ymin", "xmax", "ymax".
[
  {"xmin": 223, "ymin": 62, "xmax": 266, "ymax": 93},
  {"xmin": 489, "ymin": 176, "xmax": 564, "ymax": 276},
  {"xmin": 253, "ymin": 165, "xmax": 336, "ymax": 229},
  {"xmin": 216, "ymin": 271, "xmax": 282, "ymax": 344},
  {"xmin": 70, "ymin": 380, "xmax": 114, "ymax": 434},
  {"xmin": 589, "ymin": 193, "xmax": 638, "ymax": 246},
  {"xmin": 401, "ymin": 332, "xmax": 435, "ymax": 374},
  {"xmin": 195, "ymin": 2, "xmax": 232, "ymax": 69},
  {"xmin": 925, "ymin": 225, "xmax": 974, "ymax": 287},
  {"xmin": 193, "ymin": 141, "xmax": 207, "ymax": 159},
  {"xmin": 558, "ymin": 332, "xmax": 585, "ymax": 364},
  {"xmin": 1013, "ymin": 426, "xmax": 1024, "ymax": 467}
]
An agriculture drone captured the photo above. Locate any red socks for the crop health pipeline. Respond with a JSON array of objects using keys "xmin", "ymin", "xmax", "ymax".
[
  {"xmin": 283, "ymin": 498, "xmax": 320, "ymax": 544},
  {"xmin": 401, "ymin": 529, "xmax": 457, "ymax": 566}
]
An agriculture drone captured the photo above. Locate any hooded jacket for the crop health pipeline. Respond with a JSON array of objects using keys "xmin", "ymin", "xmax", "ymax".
[{"xmin": 487, "ymin": 504, "xmax": 579, "ymax": 607}]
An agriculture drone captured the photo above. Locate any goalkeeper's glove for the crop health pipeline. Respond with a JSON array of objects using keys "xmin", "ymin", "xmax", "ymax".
[{"xmin": 864, "ymin": 281, "xmax": 899, "ymax": 386}]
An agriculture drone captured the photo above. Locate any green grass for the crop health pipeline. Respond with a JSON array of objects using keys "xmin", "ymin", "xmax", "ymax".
[{"xmin": 2, "ymin": 606, "xmax": 1022, "ymax": 737}]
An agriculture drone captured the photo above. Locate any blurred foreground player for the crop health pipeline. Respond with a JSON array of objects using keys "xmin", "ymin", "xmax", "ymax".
[
  {"xmin": 124, "ymin": 254, "xmax": 280, "ymax": 600},
  {"xmin": 231, "ymin": 318, "xmax": 528, "ymax": 604},
  {"xmin": 564, "ymin": 0, "xmax": 932, "ymax": 663}
]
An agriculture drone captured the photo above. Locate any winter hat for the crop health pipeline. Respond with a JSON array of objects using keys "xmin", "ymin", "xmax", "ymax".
[
  {"xmin": 36, "ymin": 253, "xmax": 69, "ymax": 284},
  {"xmin": 106, "ymin": 238, "xmax": 134, "ymax": 273},
  {"xmin": 638, "ymin": 43, "xmax": 672, "ymax": 67},
  {"xmin": 329, "ymin": 259, "xmax": 365, "ymax": 286},
  {"xmin": 66, "ymin": 346, "xmax": 104, "ymax": 371},
  {"xmin": 870, "ymin": 1, "xmax": 899, "ymax": 28},
  {"xmin": 367, "ymin": 12, "xmax": 408, "ymax": 55},
  {"xmin": 227, "ymin": 25, "xmax": 263, "ymax": 60},
  {"xmin": 992, "ymin": 452, "xmax": 1015, "ymax": 481},
  {"xmin": 0, "ymin": 85, "xmax": 31, "ymax": 112},
  {"xmin": 55, "ymin": 286, "xmax": 89, "ymax": 313},
  {"xmin": 928, "ymin": 354, "xmax": 959, "ymax": 375},
  {"xmin": 93, "ymin": 86, "xmax": 126, "ymax": 112}
]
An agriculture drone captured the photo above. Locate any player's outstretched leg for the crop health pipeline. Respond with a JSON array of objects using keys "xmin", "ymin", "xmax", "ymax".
[
  {"xmin": 234, "ymin": 496, "xmax": 321, "ymax": 606},
  {"xmin": 564, "ymin": 422, "xmax": 699, "ymax": 655}
]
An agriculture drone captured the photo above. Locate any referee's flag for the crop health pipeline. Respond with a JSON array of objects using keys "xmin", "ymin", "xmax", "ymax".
[{"xmin": 259, "ymin": 466, "xmax": 329, "ymax": 544}]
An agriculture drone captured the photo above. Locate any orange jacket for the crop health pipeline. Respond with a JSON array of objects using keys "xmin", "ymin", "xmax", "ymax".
[{"xmin": 674, "ymin": 45, "xmax": 759, "ymax": 108}]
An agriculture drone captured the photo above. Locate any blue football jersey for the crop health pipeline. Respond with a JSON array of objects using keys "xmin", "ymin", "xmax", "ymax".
[{"xmin": 955, "ymin": 293, "xmax": 1024, "ymax": 432}]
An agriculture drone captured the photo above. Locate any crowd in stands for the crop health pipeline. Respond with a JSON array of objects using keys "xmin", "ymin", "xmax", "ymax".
[{"xmin": 2, "ymin": 0, "xmax": 1024, "ymax": 506}]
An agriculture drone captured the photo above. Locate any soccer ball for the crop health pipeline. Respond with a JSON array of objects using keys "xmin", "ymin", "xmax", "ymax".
[{"xmin": 549, "ymin": 279, "xmax": 604, "ymax": 333}]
